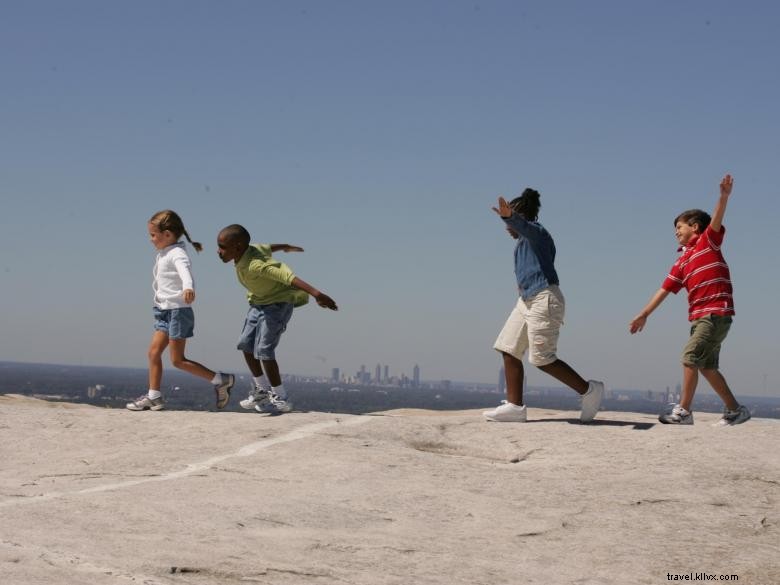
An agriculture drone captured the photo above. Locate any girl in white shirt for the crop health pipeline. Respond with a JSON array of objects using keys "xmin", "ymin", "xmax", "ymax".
[{"xmin": 126, "ymin": 210, "xmax": 234, "ymax": 411}]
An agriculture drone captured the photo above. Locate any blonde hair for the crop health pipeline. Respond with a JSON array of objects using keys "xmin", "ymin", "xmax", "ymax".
[{"xmin": 149, "ymin": 210, "xmax": 203, "ymax": 252}]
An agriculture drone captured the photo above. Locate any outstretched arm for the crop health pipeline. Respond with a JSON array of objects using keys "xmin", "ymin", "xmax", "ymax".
[
  {"xmin": 270, "ymin": 244, "xmax": 304, "ymax": 253},
  {"xmin": 710, "ymin": 174, "xmax": 733, "ymax": 233},
  {"xmin": 629, "ymin": 288, "xmax": 671, "ymax": 334},
  {"xmin": 291, "ymin": 276, "xmax": 338, "ymax": 310}
]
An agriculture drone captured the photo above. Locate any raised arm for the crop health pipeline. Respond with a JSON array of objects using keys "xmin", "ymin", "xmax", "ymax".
[
  {"xmin": 270, "ymin": 244, "xmax": 304, "ymax": 253},
  {"xmin": 291, "ymin": 276, "xmax": 338, "ymax": 310},
  {"xmin": 629, "ymin": 288, "xmax": 671, "ymax": 334},
  {"xmin": 492, "ymin": 196, "xmax": 513, "ymax": 218},
  {"xmin": 492, "ymin": 196, "xmax": 544, "ymax": 238},
  {"xmin": 710, "ymin": 174, "xmax": 733, "ymax": 233}
]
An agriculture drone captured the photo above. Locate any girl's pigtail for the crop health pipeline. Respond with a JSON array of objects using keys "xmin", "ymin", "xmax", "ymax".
[{"xmin": 182, "ymin": 229, "xmax": 203, "ymax": 253}]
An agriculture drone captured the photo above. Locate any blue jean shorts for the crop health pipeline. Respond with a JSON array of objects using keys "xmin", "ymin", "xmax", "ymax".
[
  {"xmin": 153, "ymin": 307, "xmax": 195, "ymax": 339},
  {"xmin": 237, "ymin": 303, "xmax": 294, "ymax": 360}
]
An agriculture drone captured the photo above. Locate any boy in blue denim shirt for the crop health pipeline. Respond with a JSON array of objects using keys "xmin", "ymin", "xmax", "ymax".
[{"xmin": 485, "ymin": 188, "xmax": 604, "ymax": 422}]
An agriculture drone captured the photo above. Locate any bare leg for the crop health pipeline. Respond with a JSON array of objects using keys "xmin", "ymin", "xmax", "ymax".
[
  {"xmin": 261, "ymin": 359, "xmax": 282, "ymax": 387},
  {"xmin": 700, "ymin": 368, "xmax": 739, "ymax": 411},
  {"xmin": 168, "ymin": 339, "xmax": 216, "ymax": 382},
  {"xmin": 680, "ymin": 364, "xmax": 698, "ymax": 411},
  {"xmin": 148, "ymin": 331, "xmax": 169, "ymax": 391},
  {"xmin": 501, "ymin": 352, "xmax": 524, "ymax": 405},
  {"xmin": 537, "ymin": 359, "xmax": 589, "ymax": 395},
  {"xmin": 243, "ymin": 352, "xmax": 264, "ymax": 377}
]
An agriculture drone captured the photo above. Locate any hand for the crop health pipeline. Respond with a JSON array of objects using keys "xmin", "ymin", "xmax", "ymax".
[
  {"xmin": 492, "ymin": 197, "xmax": 513, "ymax": 218},
  {"xmin": 629, "ymin": 314, "xmax": 647, "ymax": 334},
  {"xmin": 282, "ymin": 245, "xmax": 304, "ymax": 253},
  {"xmin": 183, "ymin": 289, "xmax": 195, "ymax": 304},
  {"xmin": 315, "ymin": 293, "xmax": 338, "ymax": 311},
  {"xmin": 720, "ymin": 174, "xmax": 733, "ymax": 198}
]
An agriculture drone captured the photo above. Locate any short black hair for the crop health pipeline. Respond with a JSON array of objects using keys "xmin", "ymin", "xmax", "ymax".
[{"xmin": 219, "ymin": 224, "xmax": 250, "ymax": 246}]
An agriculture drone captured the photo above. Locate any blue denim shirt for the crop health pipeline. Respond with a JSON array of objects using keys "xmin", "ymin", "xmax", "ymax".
[{"xmin": 503, "ymin": 214, "xmax": 559, "ymax": 301}]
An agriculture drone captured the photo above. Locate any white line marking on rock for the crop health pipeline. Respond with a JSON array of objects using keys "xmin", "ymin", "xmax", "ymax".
[{"xmin": 0, "ymin": 416, "xmax": 372, "ymax": 508}]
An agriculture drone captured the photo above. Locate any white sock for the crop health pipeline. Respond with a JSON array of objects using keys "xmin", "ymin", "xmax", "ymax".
[
  {"xmin": 148, "ymin": 389, "xmax": 162, "ymax": 400},
  {"xmin": 271, "ymin": 384, "xmax": 287, "ymax": 399},
  {"xmin": 253, "ymin": 376, "xmax": 271, "ymax": 392},
  {"xmin": 210, "ymin": 372, "xmax": 223, "ymax": 385}
]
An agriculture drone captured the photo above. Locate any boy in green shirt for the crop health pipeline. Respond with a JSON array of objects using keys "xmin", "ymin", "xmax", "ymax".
[{"xmin": 217, "ymin": 224, "xmax": 338, "ymax": 413}]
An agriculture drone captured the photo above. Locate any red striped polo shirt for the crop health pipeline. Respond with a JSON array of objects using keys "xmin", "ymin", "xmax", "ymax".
[{"xmin": 662, "ymin": 225, "xmax": 735, "ymax": 321}]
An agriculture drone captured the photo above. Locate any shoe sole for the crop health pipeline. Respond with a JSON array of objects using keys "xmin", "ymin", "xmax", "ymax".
[{"xmin": 483, "ymin": 414, "xmax": 527, "ymax": 422}]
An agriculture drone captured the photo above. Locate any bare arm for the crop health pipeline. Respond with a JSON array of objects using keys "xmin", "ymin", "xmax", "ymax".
[
  {"xmin": 492, "ymin": 196, "xmax": 513, "ymax": 218},
  {"xmin": 270, "ymin": 244, "xmax": 304, "ymax": 253},
  {"xmin": 629, "ymin": 288, "xmax": 671, "ymax": 334},
  {"xmin": 291, "ymin": 276, "xmax": 338, "ymax": 310},
  {"xmin": 710, "ymin": 174, "xmax": 733, "ymax": 233}
]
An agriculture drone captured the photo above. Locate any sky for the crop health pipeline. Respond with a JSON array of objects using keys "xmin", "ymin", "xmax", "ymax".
[{"xmin": 1, "ymin": 1, "xmax": 778, "ymax": 397}]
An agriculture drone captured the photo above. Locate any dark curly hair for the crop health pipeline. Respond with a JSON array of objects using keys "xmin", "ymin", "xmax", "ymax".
[{"xmin": 509, "ymin": 188, "xmax": 542, "ymax": 221}]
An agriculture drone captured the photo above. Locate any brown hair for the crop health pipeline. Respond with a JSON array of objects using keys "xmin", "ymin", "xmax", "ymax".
[
  {"xmin": 149, "ymin": 210, "xmax": 203, "ymax": 252},
  {"xmin": 674, "ymin": 209, "xmax": 711, "ymax": 232}
]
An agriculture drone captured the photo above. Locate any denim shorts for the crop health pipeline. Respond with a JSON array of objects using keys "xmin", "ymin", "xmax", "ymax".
[
  {"xmin": 236, "ymin": 303, "xmax": 294, "ymax": 360},
  {"xmin": 681, "ymin": 314, "xmax": 732, "ymax": 369},
  {"xmin": 153, "ymin": 307, "xmax": 195, "ymax": 339}
]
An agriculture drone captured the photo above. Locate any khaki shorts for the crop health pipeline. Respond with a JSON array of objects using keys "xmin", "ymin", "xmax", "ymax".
[
  {"xmin": 681, "ymin": 314, "xmax": 732, "ymax": 370},
  {"xmin": 493, "ymin": 286, "xmax": 565, "ymax": 366}
]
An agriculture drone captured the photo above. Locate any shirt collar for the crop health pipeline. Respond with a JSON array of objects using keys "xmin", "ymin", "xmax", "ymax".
[
  {"xmin": 159, "ymin": 242, "xmax": 184, "ymax": 254},
  {"xmin": 235, "ymin": 245, "xmax": 254, "ymax": 269},
  {"xmin": 678, "ymin": 232, "xmax": 701, "ymax": 253}
]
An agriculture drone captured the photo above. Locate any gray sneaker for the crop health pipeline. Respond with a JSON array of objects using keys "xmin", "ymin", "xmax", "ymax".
[
  {"xmin": 714, "ymin": 404, "xmax": 751, "ymax": 427},
  {"xmin": 240, "ymin": 389, "xmax": 272, "ymax": 411},
  {"xmin": 264, "ymin": 393, "xmax": 292, "ymax": 414},
  {"xmin": 126, "ymin": 395, "xmax": 164, "ymax": 411},
  {"xmin": 215, "ymin": 373, "xmax": 235, "ymax": 409},
  {"xmin": 659, "ymin": 404, "xmax": 693, "ymax": 424}
]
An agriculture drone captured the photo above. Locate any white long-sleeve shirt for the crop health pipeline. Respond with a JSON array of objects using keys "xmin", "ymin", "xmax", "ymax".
[{"xmin": 153, "ymin": 243, "xmax": 194, "ymax": 309}]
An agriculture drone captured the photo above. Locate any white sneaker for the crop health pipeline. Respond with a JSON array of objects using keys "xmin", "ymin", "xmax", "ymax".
[
  {"xmin": 239, "ymin": 390, "xmax": 272, "ymax": 411},
  {"xmin": 660, "ymin": 404, "xmax": 694, "ymax": 425},
  {"xmin": 580, "ymin": 380, "xmax": 604, "ymax": 422},
  {"xmin": 126, "ymin": 394, "xmax": 164, "ymax": 411},
  {"xmin": 483, "ymin": 401, "xmax": 527, "ymax": 422}
]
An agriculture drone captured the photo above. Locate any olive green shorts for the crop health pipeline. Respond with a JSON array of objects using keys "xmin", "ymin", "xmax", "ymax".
[{"xmin": 681, "ymin": 315, "xmax": 732, "ymax": 370}]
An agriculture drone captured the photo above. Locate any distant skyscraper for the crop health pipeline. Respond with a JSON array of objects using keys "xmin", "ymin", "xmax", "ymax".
[
  {"xmin": 331, "ymin": 368, "xmax": 340, "ymax": 383},
  {"xmin": 375, "ymin": 364, "xmax": 381, "ymax": 384},
  {"xmin": 498, "ymin": 367, "xmax": 505, "ymax": 393},
  {"xmin": 383, "ymin": 365, "xmax": 389, "ymax": 384},
  {"xmin": 413, "ymin": 364, "xmax": 420, "ymax": 388}
]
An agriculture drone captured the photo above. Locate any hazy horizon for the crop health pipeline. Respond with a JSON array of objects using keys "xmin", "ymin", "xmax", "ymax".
[{"xmin": 2, "ymin": 1, "xmax": 779, "ymax": 397}]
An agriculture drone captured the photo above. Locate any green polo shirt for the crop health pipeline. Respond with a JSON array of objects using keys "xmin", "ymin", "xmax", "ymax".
[{"xmin": 235, "ymin": 244, "xmax": 309, "ymax": 307}]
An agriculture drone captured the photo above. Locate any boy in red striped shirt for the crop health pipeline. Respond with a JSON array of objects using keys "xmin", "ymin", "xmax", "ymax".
[{"xmin": 630, "ymin": 174, "xmax": 750, "ymax": 426}]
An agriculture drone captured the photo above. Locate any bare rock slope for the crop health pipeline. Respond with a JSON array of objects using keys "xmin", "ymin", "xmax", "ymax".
[{"xmin": 1, "ymin": 395, "xmax": 778, "ymax": 585}]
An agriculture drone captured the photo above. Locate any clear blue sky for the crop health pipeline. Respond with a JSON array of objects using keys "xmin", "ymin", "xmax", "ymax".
[{"xmin": 1, "ymin": 1, "xmax": 778, "ymax": 396}]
